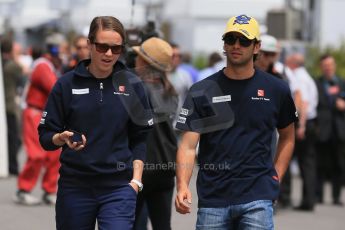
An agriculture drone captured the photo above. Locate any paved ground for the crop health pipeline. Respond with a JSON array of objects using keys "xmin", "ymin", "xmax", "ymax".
[{"xmin": 0, "ymin": 152, "xmax": 344, "ymax": 229}]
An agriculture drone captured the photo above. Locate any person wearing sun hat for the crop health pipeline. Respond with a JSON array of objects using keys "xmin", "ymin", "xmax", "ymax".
[
  {"xmin": 132, "ymin": 37, "xmax": 179, "ymax": 230},
  {"xmin": 132, "ymin": 37, "xmax": 173, "ymax": 72},
  {"xmin": 175, "ymin": 14, "xmax": 297, "ymax": 229}
]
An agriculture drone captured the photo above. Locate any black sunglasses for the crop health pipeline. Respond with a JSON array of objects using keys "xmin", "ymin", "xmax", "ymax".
[
  {"xmin": 262, "ymin": 51, "xmax": 276, "ymax": 57},
  {"xmin": 93, "ymin": 42, "xmax": 124, "ymax": 54},
  {"xmin": 223, "ymin": 35, "xmax": 254, "ymax": 47}
]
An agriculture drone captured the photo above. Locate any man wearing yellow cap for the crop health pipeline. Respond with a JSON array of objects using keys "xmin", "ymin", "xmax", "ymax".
[{"xmin": 175, "ymin": 15, "xmax": 297, "ymax": 229}]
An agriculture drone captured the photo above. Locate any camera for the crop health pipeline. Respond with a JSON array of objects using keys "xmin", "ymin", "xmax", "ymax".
[
  {"xmin": 126, "ymin": 21, "xmax": 160, "ymax": 47},
  {"xmin": 124, "ymin": 21, "xmax": 160, "ymax": 68}
]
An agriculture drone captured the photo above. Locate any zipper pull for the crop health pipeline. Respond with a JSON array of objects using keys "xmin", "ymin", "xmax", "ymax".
[{"xmin": 100, "ymin": 82, "xmax": 104, "ymax": 102}]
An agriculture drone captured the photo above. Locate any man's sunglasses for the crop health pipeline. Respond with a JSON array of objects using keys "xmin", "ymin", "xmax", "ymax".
[
  {"xmin": 223, "ymin": 35, "xmax": 254, "ymax": 47},
  {"xmin": 262, "ymin": 51, "xmax": 276, "ymax": 57},
  {"xmin": 93, "ymin": 42, "xmax": 124, "ymax": 54}
]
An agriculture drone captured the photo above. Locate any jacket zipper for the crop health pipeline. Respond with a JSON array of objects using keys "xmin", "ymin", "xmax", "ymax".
[{"xmin": 100, "ymin": 82, "xmax": 103, "ymax": 102}]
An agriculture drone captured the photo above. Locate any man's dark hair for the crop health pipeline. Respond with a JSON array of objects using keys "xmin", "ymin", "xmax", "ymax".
[
  {"xmin": 0, "ymin": 37, "xmax": 13, "ymax": 54},
  {"xmin": 208, "ymin": 52, "xmax": 222, "ymax": 67},
  {"xmin": 253, "ymin": 40, "xmax": 260, "ymax": 61},
  {"xmin": 73, "ymin": 34, "xmax": 88, "ymax": 47},
  {"xmin": 319, "ymin": 53, "xmax": 332, "ymax": 63},
  {"xmin": 31, "ymin": 46, "xmax": 44, "ymax": 60},
  {"xmin": 169, "ymin": 42, "xmax": 179, "ymax": 49}
]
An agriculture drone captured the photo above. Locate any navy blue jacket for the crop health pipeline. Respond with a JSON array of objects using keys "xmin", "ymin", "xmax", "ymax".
[{"xmin": 38, "ymin": 59, "xmax": 152, "ymax": 186}]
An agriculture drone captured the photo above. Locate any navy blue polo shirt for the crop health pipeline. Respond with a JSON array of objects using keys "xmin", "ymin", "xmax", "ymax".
[{"xmin": 176, "ymin": 69, "xmax": 297, "ymax": 208}]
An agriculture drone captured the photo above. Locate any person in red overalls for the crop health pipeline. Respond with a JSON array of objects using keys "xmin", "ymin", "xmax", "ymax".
[{"xmin": 14, "ymin": 46, "xmax": 60, "ymax": 205}]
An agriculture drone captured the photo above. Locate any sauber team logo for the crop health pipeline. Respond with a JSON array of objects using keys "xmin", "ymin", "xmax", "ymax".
[
  {"xmin": 114, "ymin": 85, "xmax": 129, "ymax": 96},
  {"xmin": 257, "ymin": 89, "xmax": 264, "ymax": 97},
  {"xmin": 119, "ymin": 85, "xmax": 125, "ymax": 92},
  {"xmin": 251, "ymin": 89, "xmax": 270, "ymax": 101}
]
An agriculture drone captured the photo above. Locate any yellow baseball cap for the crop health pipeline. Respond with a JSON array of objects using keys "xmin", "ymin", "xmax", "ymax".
[{"xmin": 223, "ymin": 15, "xmax": 260, "ymax": 40}]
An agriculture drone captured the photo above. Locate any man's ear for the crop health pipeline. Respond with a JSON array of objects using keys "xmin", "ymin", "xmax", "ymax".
[
  {"xmin": 87, "ymin": 39, "xmax": 92, "ymax": 48},
  {"xmin": 222, "ymin": 44, "xmax": 227, "ymax": 55},
  {"xmin": 254, "ymin": 41, "xmax": 261, "ymax": 55}
]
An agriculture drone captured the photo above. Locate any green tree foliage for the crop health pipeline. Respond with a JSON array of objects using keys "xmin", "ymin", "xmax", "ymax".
[{"xmin": 193, "ymin": 53, "xmax": 208, "ymax": 70}]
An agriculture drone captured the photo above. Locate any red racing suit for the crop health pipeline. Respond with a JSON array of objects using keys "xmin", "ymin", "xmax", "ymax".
[{"xmin": 18, "ymin": 57, "xmax": 60, "ymax": 194}]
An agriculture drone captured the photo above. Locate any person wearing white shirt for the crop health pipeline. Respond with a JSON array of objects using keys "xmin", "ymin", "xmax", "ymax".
[
  {"xmin": 285, "ymin": 53, "xmax": 318, "ymax": 211},
  {"xmin": 169, "ymin": 44, "xmax": 193, "ymax": 134}
]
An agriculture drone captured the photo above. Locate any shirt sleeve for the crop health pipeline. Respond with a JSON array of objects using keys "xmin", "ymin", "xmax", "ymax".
[
  {"xmin": 175, "ymin": 89, "xmax": 200, "ymax": 131},
  {"xmin": 38, "ymin": 81, "xmax": 66, "ymax": 151},
  {"xmin": 127, "ymin": 79, "xmax": 153, "ymax": 162},
  {"xmin": 277, "ymin": 87, "xmax": 299, "ymax": 129}
]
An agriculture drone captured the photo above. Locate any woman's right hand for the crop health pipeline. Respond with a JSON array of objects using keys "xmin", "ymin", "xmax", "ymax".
[{"xmin": 53, "ymin": 131, "xmax": 86, "ymax": 151}]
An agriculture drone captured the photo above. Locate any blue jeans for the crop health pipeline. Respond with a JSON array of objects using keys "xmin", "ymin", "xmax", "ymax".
[
  {"xmin": 56, "ymin": 182, "xmax": 137, "ymax": 230},
  {"xmin": 196, "ymin": 200, "xmax": 274, "ymax": 230}
]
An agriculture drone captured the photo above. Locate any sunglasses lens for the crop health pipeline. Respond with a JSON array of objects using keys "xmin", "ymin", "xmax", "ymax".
[
  {"xmin": 263, "ymin": 52, "xmax": 276, "ymax": 57},
  {"xmin": 224, "ymin": 35, "xmax": 237, "ymax": 45},
  {"xmin": 94, "ymin": 43, "xmax": 123, "ymax": 54},
  {"xmin": 238, "ymin": 37, "xmax": 252, "ymax": 47},
  {"xmin": 110, "ymin": 45, "xmax": 123, "ymax": 54},
  {"xmin": 95, "ymin": 43, "xmax": 109, "ymax": 53},
  {"xmin": 224, "ymin": 35, "xmax": 253, "ymax": 47}
]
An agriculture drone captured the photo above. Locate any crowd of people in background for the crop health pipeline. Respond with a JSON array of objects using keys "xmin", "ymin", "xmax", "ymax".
[{"xmin": 0, "ymin": 13, "xmax": 345, "ymax": 230}]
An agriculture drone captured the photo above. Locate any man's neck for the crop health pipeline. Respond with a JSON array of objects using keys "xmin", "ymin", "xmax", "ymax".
[{"xmin": 223, "ymin": 63, "xmax": 255, "ymax": 80}]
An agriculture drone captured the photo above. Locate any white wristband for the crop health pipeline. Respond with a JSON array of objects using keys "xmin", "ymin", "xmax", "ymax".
[{"xmin": 131, "ymin": 179, "xmax": 143, "ymax": 192}]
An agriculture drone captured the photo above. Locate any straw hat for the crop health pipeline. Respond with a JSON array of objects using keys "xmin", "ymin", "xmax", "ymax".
[{"xmin": 132, "ymin": 37, "xmax": 173, "ymax": 72}]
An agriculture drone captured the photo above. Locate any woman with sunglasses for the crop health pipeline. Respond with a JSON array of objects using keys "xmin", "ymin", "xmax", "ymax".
[{"xmin": 38, "ymin": 16, "xmax": 153, "ymax": 230}]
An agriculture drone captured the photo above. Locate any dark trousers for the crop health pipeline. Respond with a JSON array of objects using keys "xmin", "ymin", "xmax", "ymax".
[
  {"xmin": 134, "ymin": 175, "xmax": 174, "ymax": 230},
  {"xmin": 295, "ymin": 119, "xmax": 317, "ymax": 208},
  {"xmin": 7, "ymin": 112, "xmax": 20, "ymax": 175},
  {"xmin": 316, "ymin": 139, "xmax": 345, "ymax": 203},
  {"xmin": 56, "ymin": 181, "xmax": 137, "ymax": 230}
]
